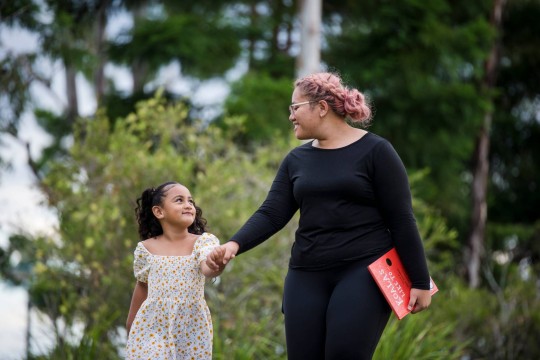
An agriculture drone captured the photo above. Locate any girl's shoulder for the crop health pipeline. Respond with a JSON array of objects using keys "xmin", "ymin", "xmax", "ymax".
[
  {"xmin": 195, "ymin": 232, "xmax": 220, "ymax": 247},
  {"xmin": 135, "ymin": 240, "xmax": 148, "ymax": 250},
  {"xmin": 196, "ymin": 232, "xmax": 219, "ymax": 242},
  {"xmin": 138, "ymin": 237, "xmax": 160, "ymax": 253},
  {"xmin": 134, "ymin": 241, "xmax": 151, "ymax": 257}
]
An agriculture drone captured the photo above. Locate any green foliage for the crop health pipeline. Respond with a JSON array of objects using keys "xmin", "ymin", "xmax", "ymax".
[
  {"xmin": 486, "ymin": 0, "xmax": 540, "ymax": 232},
  {"xmin": 0, "ymin": 54, "xmax": 35, "ymax": 136},
  {"xmin": 428, "ymin": 274, "xmax": 540, "ymax": 360},
  {"xmin": 374, "ymin": 316, "xmax": 466, "ymax": 360},
  {"xmin": 489, "ymin": 114, "xmax": 540, "ymax": 223},
  {"xmin": 409, "ymin": 170, "xmax": 461, "ymax": 275},
  {"xmin": 221, "ymin": 72, "xmax": 293, "ymax": 144},
  {"xmin": 108, "ymin": 14, "xmax": 241, "ymax": 79},
  {"xmin": 33, "ymin": 92, "xmax": 297, "ymax": 357},
  {"xmin": 0, "ymin": 0, "xmax": 41, "ymax": 28},
  {"xmin": 0, "ymin": 234, "xmax": 38, "ymax": 286},
  {"xmin": 20, "ymin": 92, "xmax": 467, "ymax": 358},
  {"xmin": 5, "ymin": 93, "xmax": 537, "ymax": 359}
]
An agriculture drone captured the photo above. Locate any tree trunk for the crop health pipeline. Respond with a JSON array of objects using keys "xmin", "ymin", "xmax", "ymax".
[
  {"xmin": 25, "ymin": 296, "xmax": 31, "ymax": 359},
  {"xmin": 131, "ymin": 4, "xmax": 149, "ymax": 93},
  {"xmin": 65, "ymin": 64, "xmax": 79, "ymax": 125},
  {"xmin": 94, "ymin": 0, "xmax": 109, "ymax": 105},
  {"xmin": 247, "ymin": 3, "xmax": 258, "ymax": 70},
  {"xmin": 467, "ymin": 0, "xmax": 506, "ymax": 288},
  {"xmin": 296, "ymin": 0, "xmax": 322, "ymax": 77}
]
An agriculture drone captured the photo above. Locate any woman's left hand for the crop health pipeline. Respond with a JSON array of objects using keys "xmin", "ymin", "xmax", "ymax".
[{"xmin": 408, "ymin": 288, "xmax": 431, "ymax": 314}]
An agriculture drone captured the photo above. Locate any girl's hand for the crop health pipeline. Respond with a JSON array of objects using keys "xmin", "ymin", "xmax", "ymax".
[
  {"xmin": 202, "ymin": 247, "xmax": 227, "ymax": 277},
  {"xmin": 206, "ymin": 242, "xmax": 239, "ymax": 270},
  {"xmin": 209, "ymin": 246, "xmax": 226, "ymax": 271},
  {"xmin": 408, "ymin": 288, "xmax": 431, "ymax": 314}
]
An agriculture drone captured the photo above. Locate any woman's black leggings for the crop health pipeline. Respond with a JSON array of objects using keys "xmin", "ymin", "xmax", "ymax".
[{"xmin": 282, "ymin": 259, "xmax": 391, "ymax": 360}]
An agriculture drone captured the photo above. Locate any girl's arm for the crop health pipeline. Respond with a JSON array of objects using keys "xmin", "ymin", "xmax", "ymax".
[{"xmin": 126, "ymin": 281, "xmax": 148, "ymax": 334}]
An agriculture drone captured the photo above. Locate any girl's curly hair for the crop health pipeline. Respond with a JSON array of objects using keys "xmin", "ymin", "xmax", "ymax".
[{"xmin": 134, "ymin": 181, "xmax": 208, "ymax": 240}]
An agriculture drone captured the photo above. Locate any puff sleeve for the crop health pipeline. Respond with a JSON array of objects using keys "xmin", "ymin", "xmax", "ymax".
[
  {"xmin": 133, "ymin": 243, "xmax": 151, "ymax": 283},
  {"xmin": 195, "ymin": 233, "xmax": 220, "ymax": 264}
]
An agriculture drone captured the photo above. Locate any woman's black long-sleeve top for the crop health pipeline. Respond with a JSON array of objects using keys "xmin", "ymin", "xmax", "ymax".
[{"xmin": 230, "ymin": 132, "xmax": 431, "ymax": 289}]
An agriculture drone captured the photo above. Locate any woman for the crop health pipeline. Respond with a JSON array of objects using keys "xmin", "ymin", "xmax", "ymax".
[{"xmin": 207, "ymin": 71, "xmax": 432, "ymax": 359}]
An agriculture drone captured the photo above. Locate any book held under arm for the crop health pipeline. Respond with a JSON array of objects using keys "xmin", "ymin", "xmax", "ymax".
[{"xmin": 368, "ymin": 247, "xmax": 438, "ymax": 320}]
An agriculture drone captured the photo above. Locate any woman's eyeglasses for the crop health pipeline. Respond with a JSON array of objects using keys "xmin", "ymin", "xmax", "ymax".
[{"xmin": 289, "ymin": 101, "xmax": 317, "ymax": 115}]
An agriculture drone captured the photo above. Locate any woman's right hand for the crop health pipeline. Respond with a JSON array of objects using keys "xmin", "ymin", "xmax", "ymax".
[{"xmin": 207, "ymin": 241, "xmax": 239, "ymax": 270}]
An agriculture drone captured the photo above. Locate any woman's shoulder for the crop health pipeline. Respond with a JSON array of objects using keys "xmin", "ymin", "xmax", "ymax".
[
  {"xmin": 286, "ymin": 141, "xmax": 314, "ymax": 159},
  {"xmin": 359, "ymin": 131, "xmax": 388, "ymax": 145},
  {"xmin": 357, "ymin": 131, "xmax": 395, "ymax": 153}
]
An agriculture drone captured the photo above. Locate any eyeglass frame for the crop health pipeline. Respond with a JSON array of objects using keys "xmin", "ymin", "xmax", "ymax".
[{"xmin": 289, "ymin": 100, "xmax": 318, "ymax": 115}]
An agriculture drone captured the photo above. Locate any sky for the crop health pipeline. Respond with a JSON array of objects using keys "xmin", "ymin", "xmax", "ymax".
[
  {"xmin": 0, "ymin": 10, "xmax": 238, "ymax": 358},
  {"xmin": 0, "ymin": 103, "xmax": 57, "ymax": 359}
]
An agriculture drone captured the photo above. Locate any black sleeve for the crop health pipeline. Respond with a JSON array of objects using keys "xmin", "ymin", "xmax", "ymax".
[
  {"xmin": 372, "ymin": 141, "xmax": 431, "ymax": 289},
  {"xmin": 230, "ymin": 155, "xmax": 299, "ymax": 254}
]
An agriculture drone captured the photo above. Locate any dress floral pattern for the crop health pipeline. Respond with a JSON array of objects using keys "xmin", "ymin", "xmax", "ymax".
[{"xmin": 126, "ymin": 232, "xmax": 219, "ymax": 360}]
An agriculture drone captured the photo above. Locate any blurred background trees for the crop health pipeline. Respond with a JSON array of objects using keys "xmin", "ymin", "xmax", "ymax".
[{"xmin": 1, "ymin": 0, "xmax": 539, "ymax": 359}]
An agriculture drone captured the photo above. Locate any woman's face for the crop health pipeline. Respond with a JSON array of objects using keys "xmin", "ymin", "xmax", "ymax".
[{"xmin": 289, "ymin": 88, "xmax": 320, "ymax": 140}]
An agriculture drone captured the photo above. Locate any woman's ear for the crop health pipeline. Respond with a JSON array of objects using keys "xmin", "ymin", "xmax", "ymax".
[
  {"xmin": 152, "ymin": 205, "xmax": 164, "ymax": 219},
  {"xmin": 318, "ymin": 100, "xmax": 329, "ymax": 117}
]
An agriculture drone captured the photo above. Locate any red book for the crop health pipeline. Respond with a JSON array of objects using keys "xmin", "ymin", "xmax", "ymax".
[{"xmin": 368, "ymin": 248, "xmax": 438, "ymax": 320}]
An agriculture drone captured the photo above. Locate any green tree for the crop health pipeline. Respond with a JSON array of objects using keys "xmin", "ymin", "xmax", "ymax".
[
  {"xmin": 2, "ymin": 93, "xmax": 459, "ymax": 358},
  {"xmin": 324, "ymin": 0, "xmax": 493, "ymax": 227},
  {"xmin": 0, "ymin": 0, "xmax": 244, "ymax": 178},
  {"xmin": 487, "ymin": 0, "xmax": 540, "ymax": 275},
  {"xmin": 220, "ymin": 72, "xmax": 293, "ymax": 145}
]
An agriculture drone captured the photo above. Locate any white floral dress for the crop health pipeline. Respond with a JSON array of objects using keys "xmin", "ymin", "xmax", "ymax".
[{"xmin": 126, "ymin": 232, "xmax": 219, "ymax": 360}]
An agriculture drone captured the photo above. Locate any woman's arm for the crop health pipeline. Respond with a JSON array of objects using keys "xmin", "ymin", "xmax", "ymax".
[
  {"xmin": 126, "ymin": 281, "xmax": 148, "ymax": 334},
  {"xmin": 372, "ymin": 140, "xmax": 431, "ymax": 290},
  {"xmin": 230, "ymin": 156, "xmax": 299, "ymax": 254},
  {"xmin": 372, "ymin": 141, "xmax": 432, "ymax": 313}
]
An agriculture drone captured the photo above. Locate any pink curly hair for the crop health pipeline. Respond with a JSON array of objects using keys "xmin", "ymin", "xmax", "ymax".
[{"xmin": 294, "ymin": 72, "xmax": 372, "ymax": 126}]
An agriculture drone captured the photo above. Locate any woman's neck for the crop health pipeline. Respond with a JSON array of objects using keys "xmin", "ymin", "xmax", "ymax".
[{"xmin": 313, "ymin": 122, "xmax": 367, "ymax": 149}]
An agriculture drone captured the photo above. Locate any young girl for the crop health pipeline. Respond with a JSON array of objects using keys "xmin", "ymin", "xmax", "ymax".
[{"xmin": 125, "ymin": 181, "xmax": 225, "ymax": 360}]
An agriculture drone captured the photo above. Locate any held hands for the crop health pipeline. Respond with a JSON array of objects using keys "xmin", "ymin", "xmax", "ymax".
[
  {"xmin": 408, "ymin": 288, "xmax": 432, "ymax": 314},
  {"xmin": 206, "ymin": 241, "xmax": 240, "ymax": 272},
  {"xmin": 207, "ymin": 246, "xmax": 226, "ymax": 274}
]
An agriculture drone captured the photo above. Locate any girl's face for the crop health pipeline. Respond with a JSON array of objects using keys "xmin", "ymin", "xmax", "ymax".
[
  {"xmin": 289, "ymin": 87, "xmax": 321, "ymax": 140},
  {"xmin": 154, "ymin": 184, "xmax": 196, "ymax": 228}
]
